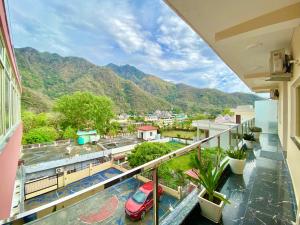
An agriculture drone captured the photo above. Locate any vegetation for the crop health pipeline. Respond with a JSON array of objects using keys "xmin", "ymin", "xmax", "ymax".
[
  {"xmin": 243, "ymin": 133, "xmax": 255, "ymax": 141},
  {"xmin": 22, "ymin": 111, "xmax": 59, "ymax": 144},
  {"xmin": 127, "ymin": 142, "xmax": 185, "ymax": 167},
  {"xmin": 161, "ymin": 130, "xmax": 196, "ymax": 140},
  {"xmin": 62, "ymin": 126, "xmax": 77, "ymax": 139},
  {"xmin": 249, "ymin": 126, "xmax": 262, "ymax": 132},
  {"xmin": 16, "ymin": 47, "xmax": 262, "ymax": 114},
  {"xmin": 155, "ymin": 147, "xmax": 226, "ymax": 189},
  {"xmin": 226, "ymin": 147, "xmax": 246, "ymax": 160},
  {"xmin": 191, "ymin": 113, "xmax": 215, "ymax": 120},
  {"xmin": 54, "ymin": 92, "xmax": 114, "ymax": 134},
  {"xmin": 127, "ymin": 124, "xmax": 137, "ymax": 134},
  {"xmin": 107, "ymin": 121, "xmax": 121, "ymax": 137},
  {"xmin": 221, "ymin": 108, "xmax": 234, "ymax": 116},
  {"xmin": 22, "ymin": 92, "xmax": 115, "ymax": 144},
  {"xmin": 189, "ymin": 150, "xmax": 230, "ymax": 204}
]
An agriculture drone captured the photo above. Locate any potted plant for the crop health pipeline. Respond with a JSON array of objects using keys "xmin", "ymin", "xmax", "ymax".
[
  {"xmin": 226, "ymin": 147, "xmax": 246, "ymax": 174},
  {"xmin": 243, "ymin": 133, "xmax": 255, "ymax": 149},
  {"xmin": 189, "ymin": 151, "xmax": 230, "ymax": 223},
  {"xmin": 249, "ymin": 126, "xmax": 262, "ymax": 139}
]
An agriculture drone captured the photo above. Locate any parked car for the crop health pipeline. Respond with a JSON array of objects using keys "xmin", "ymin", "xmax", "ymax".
[{"xmin": 125, "ymin": 181, "xmax": 163, "ymax": 220}]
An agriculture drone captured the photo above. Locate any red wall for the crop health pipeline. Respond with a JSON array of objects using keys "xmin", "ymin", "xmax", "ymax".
[{"xmin": 0, "ymin": 124, "xmax": 22, "ymax": 219}]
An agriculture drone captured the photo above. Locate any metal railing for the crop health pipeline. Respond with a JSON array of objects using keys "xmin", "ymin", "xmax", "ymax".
[{"xmin": 4, "ymin": 118, "xmax": 254, "ymax": 225}]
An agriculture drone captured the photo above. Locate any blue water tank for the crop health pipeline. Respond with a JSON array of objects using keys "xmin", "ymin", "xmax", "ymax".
[{"xmin": 78, "ymin": 136, "xmax": 85, "ymax": 145}]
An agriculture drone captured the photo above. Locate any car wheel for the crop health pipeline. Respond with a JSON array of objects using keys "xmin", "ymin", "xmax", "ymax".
[{"xmin": 141, "ymin": 211, "xmax": 146, "ymax": 220}]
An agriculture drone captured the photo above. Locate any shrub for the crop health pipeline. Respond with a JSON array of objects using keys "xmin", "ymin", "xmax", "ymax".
[
  {"xmin": 63, "ymin": 126, "xmax": 77, "ymax": 139},
  {"xmin": 23, "ymin": 126, "xmax": 59, "ymax": 144},
  {"xmin": 249, "ymin": 127, "xmax": 262, "ymax": 132},
  {"xmin": 243, "ymin": 133, "xmax": 255, "ymax": 141},
  {"xmin": 128, "ymin": 142, "xmax": 179, "ymax": 167}
]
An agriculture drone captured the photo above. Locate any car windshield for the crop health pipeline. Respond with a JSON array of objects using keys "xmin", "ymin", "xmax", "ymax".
[{"xmin": 132, "ymin": 190, "xmax": 147, "ymax": 204}]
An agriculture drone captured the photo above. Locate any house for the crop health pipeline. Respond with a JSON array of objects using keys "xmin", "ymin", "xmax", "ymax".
[
  {"xmin": 137, "ymin": 126, "xmax": 158, "ymax": 141},
  {"xmin": 77, "ymin": 130, "xmax": 100, "ymax": 145},
  {"xmin": 144, "ymin": 114, "xmax": 159, "ymax": 122},
  {"xmin": 231, "ymin": 105, "xmax": 255, "ymax": 122}
]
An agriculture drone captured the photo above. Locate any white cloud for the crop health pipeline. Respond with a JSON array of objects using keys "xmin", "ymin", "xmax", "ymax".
[{"xmin": 9, "ymin": 0, "xmax": 251, "ymax": 94}]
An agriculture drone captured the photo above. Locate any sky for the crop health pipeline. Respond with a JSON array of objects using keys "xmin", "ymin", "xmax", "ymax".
[{"xmin": 7, "ymin": 0, "xmax": 252, "ymax": 93}]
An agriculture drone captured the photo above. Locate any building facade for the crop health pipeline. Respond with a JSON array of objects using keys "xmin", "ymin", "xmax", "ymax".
[{"xmin": 0, "ymin": 0, "xmax": 22, "ymax": 220}]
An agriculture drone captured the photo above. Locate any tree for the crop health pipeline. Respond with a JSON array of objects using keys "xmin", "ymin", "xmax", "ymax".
[
  {"xmin": 54, "ymin": 92, "xmax": 114, "ymax": 134},
  {"xmin": 127, "ymin": 124, "xmax": 136, "ymax": 134},
  {"xmin": 128, "ymin": 142, "xmax": 174, "ymax": 167},
  {"xmin": 221, "ymin": 108, "xmax": 234, "ymax": 116},
  {"xmin": 107, "ymin": 121, "xmax": 121, "ymax": 137},
  {"xmin": 63, "ymin": 126, "xmax": 77, "ymax": 139},
  {"xmin": 22, "ymin": 126, "xmax": 59, "ymax": 144},
  {"xmin": 22, "ymin": 111, "xmax": 49, "ymax": 133}
]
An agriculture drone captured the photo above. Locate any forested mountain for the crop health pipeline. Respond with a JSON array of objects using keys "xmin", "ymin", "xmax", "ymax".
[{"xmin": 16, "ymin": 47, "xmax": 262, "ymax": 114}]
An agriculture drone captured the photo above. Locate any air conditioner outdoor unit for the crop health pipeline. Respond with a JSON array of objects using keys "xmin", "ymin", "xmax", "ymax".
[
  {"xmin": 56, "ymin": 167, "xmax": 64, "ymax": 174},
  {"xmin": 267, "ymin": 49, "xmax": 292, "ymax": 81}
]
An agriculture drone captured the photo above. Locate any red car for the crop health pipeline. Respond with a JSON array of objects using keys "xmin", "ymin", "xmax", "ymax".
[{"xmin": 125, "ymin": 181, "xmax": 163, "ymax": 220}]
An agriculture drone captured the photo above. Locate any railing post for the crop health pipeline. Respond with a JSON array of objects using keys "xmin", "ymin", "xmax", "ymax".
[
  {"xmin": 153, "ymin": 167, "xmax": 159, "ymax": 225},
  {"xmin": 241, "ymin": 123, "xmax": 244, "ymax": 136},
  {"xmin": 197, "ymin": 144, "xmax": 201, "ymax": 161},
  {"xmin": 236, "ymin": 127, "xmax": 239, "ymax": 148},
  {"xmin": 229, "ymin": 130, "xmax": 231, "ymax": 147}
]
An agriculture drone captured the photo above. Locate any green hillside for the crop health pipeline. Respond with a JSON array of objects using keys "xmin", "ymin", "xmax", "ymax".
[{"xmin": 16, "ymin": 47, "xmax": 262, "ymax": 114}]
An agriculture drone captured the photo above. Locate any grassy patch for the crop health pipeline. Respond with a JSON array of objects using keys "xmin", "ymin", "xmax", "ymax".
[
  {"xmin": 165, "ymin": 147, "xmax": 226, "ymax": 172},
  {"xmin": 161, "ymin": 130, "xmax": 197, "ymax": 139},
  {"xmin": 164, "ymin": 141, "xmax": 186, "ymax": 150}
]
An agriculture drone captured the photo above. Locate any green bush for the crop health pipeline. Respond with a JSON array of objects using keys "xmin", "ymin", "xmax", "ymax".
[
  {"xmin": 243, "ymin": 133, "xmax": 255, "ymax": 141},
  {"xmin": 128, "ymin": 142, "xmax": 182, "ymax": 167},
  {"xmin": 23, "ymin": 126, "xmax": 59, "ymax": 144},
  {"xmin": 63, "ymin": 126, "xmax": 77, "ymax": 139},
  {"xmin": 249, "ymin": 126, "xmax": 262, "ymax": 132}
]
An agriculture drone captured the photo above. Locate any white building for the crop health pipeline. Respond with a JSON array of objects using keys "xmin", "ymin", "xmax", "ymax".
[
  {"xmin": 231, "ymin": 105, "xmax": 255, "ymax": 123},
  {"xmin": 137, "ymin": 126, "xmax": 158, "ymax": 141}
]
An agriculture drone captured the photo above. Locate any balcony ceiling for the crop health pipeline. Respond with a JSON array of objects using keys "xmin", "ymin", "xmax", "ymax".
[{"xmin": 165, "ymin": 0, "xmax": 300, "ymax": 92}]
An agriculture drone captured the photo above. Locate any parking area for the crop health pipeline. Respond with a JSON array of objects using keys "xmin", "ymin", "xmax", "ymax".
[
  {"xmin": 28, "ymin": 177, "xmax": 179, "ymax": 224},
  {"xmin": 25, "ymin": 167, "xmax": 123, "ymax": 210}
]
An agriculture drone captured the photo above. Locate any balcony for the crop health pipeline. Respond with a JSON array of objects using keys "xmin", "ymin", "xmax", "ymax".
[
  {"xmin": 4, "ymin": 115, "xmax": 297, "ymax": 225},
  {"xmin": 164, "ymin": 133, "xmax": 297, "ymax": 225}
]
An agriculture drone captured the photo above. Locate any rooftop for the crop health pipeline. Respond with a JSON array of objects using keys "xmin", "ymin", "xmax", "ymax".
[{"xmin": 137, "ymin": 125, "xmax": 158, "ymax": 131}]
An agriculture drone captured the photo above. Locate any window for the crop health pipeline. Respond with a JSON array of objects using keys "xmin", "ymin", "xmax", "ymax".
[
  {"xmin": 0, "ymin": 66, "xmax": 3, "ymax": 139},
  {"xmin": 296, "ymin": 86, "xmax": 300, "ymax": 139},
  {"xmin": 150, "ymin": 132, "xmax": 153, "ymax": 136},
  {"xmin": 0, "ymin": 35, "xmax": 21, "ymax": 149},
  {"xmin": 5, "ymin": 72, "xmax": 10, "ymax": 130}
]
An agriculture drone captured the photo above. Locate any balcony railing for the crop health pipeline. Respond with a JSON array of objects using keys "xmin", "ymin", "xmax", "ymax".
[{"xmin": 5, "ymin": 118, "xmax": 255, "ymax": 225}]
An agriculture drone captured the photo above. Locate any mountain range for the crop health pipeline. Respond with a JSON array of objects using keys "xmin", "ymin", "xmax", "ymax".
[{"xmin": 15, "ymin": 47, "xmax": 262, "ymax": 114}]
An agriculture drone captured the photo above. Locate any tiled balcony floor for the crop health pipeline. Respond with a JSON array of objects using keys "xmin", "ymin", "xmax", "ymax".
[{"xmin": 181, "ymin": 133, "xmax": 297, "ymax": 225}]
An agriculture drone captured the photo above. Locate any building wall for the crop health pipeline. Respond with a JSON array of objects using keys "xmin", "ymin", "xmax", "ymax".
[
  {"xmin": 0, "ymin": 0, "xmax": 22, "ymax": 219},
  {"xmin": 278, "ymin": 26, "xmax": 300, "ymax": 205},
  {"xmin": 138, "ymin": 130, "xmax": 157, "ymax": 140}
]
